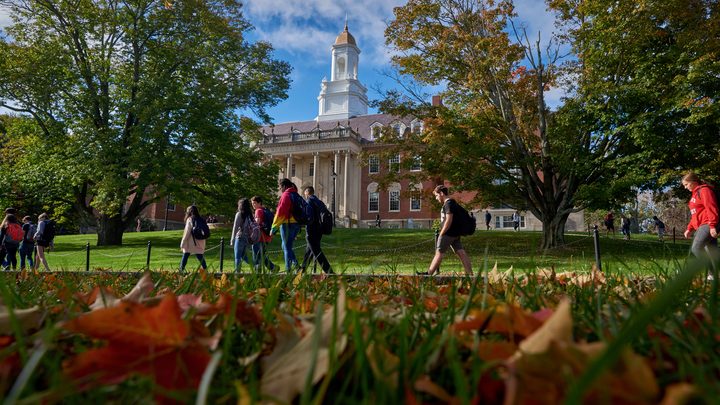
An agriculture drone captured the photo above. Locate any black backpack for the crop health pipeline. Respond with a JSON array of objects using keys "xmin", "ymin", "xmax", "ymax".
[
  {"xmin": 310, "ymin": 197, "xmax": 333, "ymax": 235},
  {"xmin": 261, "ymin": 207, "xmax": 274, "ymax": 235},
  {"xmin": 452, "ymin": 201, "xmax": 476, "ymax": 236},
  {"xmin": 290, "ymin": 192, "xmax": 311, "ymax": 225},
  {"xmin": 191, "ymin": 217, "xmax": 211, "ymax": 240},
  {"xmin": 39, "ymin": 220, "xmax": 56, "ymax": 243}
]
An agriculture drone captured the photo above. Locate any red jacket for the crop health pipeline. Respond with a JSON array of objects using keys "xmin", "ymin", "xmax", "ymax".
[{"xmin": 687, "ymin": 184, "xmax": 718, "ymax": 232}]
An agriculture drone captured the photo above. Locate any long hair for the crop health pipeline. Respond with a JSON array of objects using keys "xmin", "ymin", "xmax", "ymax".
[
  {"xmin": 185, "ymin": 205, "xmax": 200, "ymax": 221},
  {"xmin": 239, "ymin": 198, "xmax": 253, "ymax": 222},
  {"xmin": 1, "ymin": 214, "xmax": 16, "ymax": 228},
  {"xmin": 682, "ymin": 172, "xmax": 701, "ymax": 184}
]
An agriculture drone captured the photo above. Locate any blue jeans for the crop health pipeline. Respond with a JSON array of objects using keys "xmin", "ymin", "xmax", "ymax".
[
  {"xmin": 280, "ymin": 223, "xmax": 301, "ymax": 271},
  {"xmin": 252, "ymin": 242, "xmax": 276, "ymax": 272},
  {"xmin": 180, "ymin": 253, "xmax": 207, "ymax": 272},
  {"xmin": 20, "ymin": 242, "xmax": 34, "ymax": 269},
  {"xmin": 234, "ymin": 237, "xmax": 251, "ymax": 272}
]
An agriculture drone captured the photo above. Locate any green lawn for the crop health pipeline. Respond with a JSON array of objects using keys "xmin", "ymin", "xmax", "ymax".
[{"xmin": 39, "ymin": 228, "xmax": 692, "ymax": 274}]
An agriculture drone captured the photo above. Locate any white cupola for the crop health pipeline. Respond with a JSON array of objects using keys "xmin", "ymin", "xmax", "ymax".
[{"xmin": 316, "ymin": 22, "xmax": 369, "ymax": 121}]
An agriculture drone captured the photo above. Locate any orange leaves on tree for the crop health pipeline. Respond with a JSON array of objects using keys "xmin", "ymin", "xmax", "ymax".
[{"xmin": 62, "ymin": 293, "xmax": 211, "ymax": 400}]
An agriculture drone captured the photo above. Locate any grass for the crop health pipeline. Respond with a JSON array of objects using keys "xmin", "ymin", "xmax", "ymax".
[{"xmin": 36, "ymin": 227, "xmax": 692, "ymax": 274}]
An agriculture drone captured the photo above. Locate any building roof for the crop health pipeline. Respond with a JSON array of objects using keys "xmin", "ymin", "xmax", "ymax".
[
  {"xmin": 334, "ymin": 23, "xmax": 356, "ymax": 46},
  {"xmin": 262, "ymin": 113, "xmax": 417, "ymax": 141}
]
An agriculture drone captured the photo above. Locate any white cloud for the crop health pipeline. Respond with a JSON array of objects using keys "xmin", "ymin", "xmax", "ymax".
[
  {"xmin": 0, "ymin": 6, "xmax": 12, "ymax": 30},
  {"xmin": 244, "ymin": 0, "xmax": 405, "ymax": 67}
]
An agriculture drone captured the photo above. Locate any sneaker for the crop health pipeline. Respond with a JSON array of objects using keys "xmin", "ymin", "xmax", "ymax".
[{"xmin": 415, "ymin": 271, "xmax": 429, "ymax": 276}]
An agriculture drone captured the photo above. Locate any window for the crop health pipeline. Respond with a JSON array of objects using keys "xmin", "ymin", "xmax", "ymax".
[
  {"xmin": 410, "ymin": 195, "xmax": 421, "ymax": 211},
  {"xmin": 166, "ymin": 195, "xmax": 175, "ymax": 212},
  {"xmin": 389, "ymin": 154, "xmax": 400, "ymax": 173},
  {"xmin": 411, "ymin": 120, "xmax": 423, "ymax": 134},
  {"xmin": 309, "ymin": 162, "xmax": 314, "ymax": 176},
  {"xmin": 369, "ymin": 155, "xmax": 379, "ymax": 174},
  {"xmin": 368, "ymin": 192, "xmax": 379, "ymax": 212},
  {"xmin": 389, "ymin": 190, "xmax": 400, "ymax": 212},
  {"xmin": 496, "ymin": 215, "xmax": 525, "ymax": 229},
  {"xmin": 370, "ymin": 124, "xmax": 382, "ymax": 140},
  {"xmin": 291, "ymin": 163, "xmax": 296, "ymax": 177},
  {"xmin": 410, "ymin": 155, "xmax": 422, "ymax": 171}
]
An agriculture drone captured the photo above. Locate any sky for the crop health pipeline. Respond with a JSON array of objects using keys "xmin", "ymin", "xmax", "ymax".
[{"xmin": 0, "ymin": 0, "xmax": 562, "ymax": 124}]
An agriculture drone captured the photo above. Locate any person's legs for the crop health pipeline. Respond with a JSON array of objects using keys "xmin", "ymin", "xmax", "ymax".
[
  {"xmin": 307, "ymin": 231, "xmax": 332, "ymax": 274},
  {"xmin": 456, "ymin": 249, "xmax": 473, "ymax": 276},
  {"xmin": 179, "ymin": 252, "xmax": 191, "ymax": 272},
  {"xmin": 234, "ymin": 238, "xmax": 249, "ymax": 272},
  {"xmin": 36, "ymin": 245, "xmax": 50, "ymax": 271},
  {"xmin": 195, "ymin": 254, "xmax": 207, "ymax": 270},
  {"xmin": 691, "ymin": 224, "xmax": 715, "ymax": 258},
  {"xmin": 280, "ymin": 223, "xmax": 300, "ymax": 271},
  {"xmin": 300, "ymin": 232, "xmax": 313, "ymax": 271},
  {"xmin": 20, "ymin": 243, "xmax": 33, "ymax": 269},
  {"xmin": 6, "ymin": 244, "xmax": 18, "ymax": 270},
  {"xmin": 427, "ymin": 251, "xmax": 444, "ymax": 274}
]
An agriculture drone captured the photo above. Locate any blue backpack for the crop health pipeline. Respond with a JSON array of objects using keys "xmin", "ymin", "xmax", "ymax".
[{"xmin": 261, "ymin": 207, "xmax": 274, "ymax": 235}]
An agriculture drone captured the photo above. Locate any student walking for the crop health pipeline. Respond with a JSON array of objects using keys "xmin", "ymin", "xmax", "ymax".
[
  {"xmin": 621, "ymin": 216, "xmax": 631, "ymax": 240},
  {"xmin": 179, "ymin": 205, "xmax": 208, "ymax": 273},
  {"xmin": 418, "ymin": 185, "xmax": 472, "ymax": 276},
  {"xmin": 484, "ymin": 210, "xmax": 492, "ymax": 230},
  {"xmin": 251, "ymin": 196, "xmax": 276, "ymax": 272},
  {"xmin": 682, "ymin": 172, "xmax": 718, "ymax": 260},
  {"xmin": 230, "ymin": 198, "xmax": 255, "ymax": 273},
  {"xmin": 604, "ymin": 212, "xmax": 616, "ymax": 236},
  {"xmin": 20, "ymin": 216, "xmax": 36, "ymax": 270},
  {"xmin": 270, "ymin": 179, "xmax": 302, "ymax": 272},
  {"xmin": 512, "ymin": 211, "xmax": 520, "ymax": 231},
  {"xmin": 653, "ymin": 216, "xmax": 666, "ymax": 241},
  {"xmin": 300, "ymin": 186, "xmax": 333, "ymax": 274},
  {"xmin": 1, "ymin": 214, "xmax": 24, "ymax": 271},
  {"xmin": 33, "ymin": 213, "xmax": 54, "ymax": 271}
]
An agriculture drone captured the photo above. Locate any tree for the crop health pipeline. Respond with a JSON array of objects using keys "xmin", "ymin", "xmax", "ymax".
[
  {"xmin": 550, "ymin": 0, "xmax": 720, "ymax": 187},
  {"xmin": 0, "ymin": 0, "xmax": 290, "ymax": 245},
  {"xmin": 381, "ymin": 0, "xmax": 638, "ymax": 249}
]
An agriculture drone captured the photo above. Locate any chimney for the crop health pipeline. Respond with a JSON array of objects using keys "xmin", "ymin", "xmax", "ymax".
[{"xmin": 432, "ymin": 95, "xmax": 443, "ymax": 106}]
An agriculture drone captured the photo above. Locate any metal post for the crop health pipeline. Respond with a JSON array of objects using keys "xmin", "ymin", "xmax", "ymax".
[
  {"xmin": 331, "ymin": 171, "xmax": 337, "ymax": 226},
  {"xmin": 146, "ymin": 241, "xmax": 152, "ymax": 269},
  {"xmin": 162, "ymin": 196, "xmax": 170, "ymax": 231},
  {"xmin": 85, "ymin": 242, "xmax": 90, "ymax": 272},
  {"xmin": 592, "ymin": 225, "xmax": 602, "ymax": 272},
  {"xmin": 219, "ymin": 237, "xmax": 225, "ymax": 273}
]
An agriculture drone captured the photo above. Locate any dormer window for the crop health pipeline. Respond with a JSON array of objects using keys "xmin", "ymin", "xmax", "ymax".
[
  {"xmin": 411, "ymin": 119, "xmax": 423, "ymax": 134},
  {"xmin": 370, "ymin": 123, "xmax": 382, "ymax": 141}
]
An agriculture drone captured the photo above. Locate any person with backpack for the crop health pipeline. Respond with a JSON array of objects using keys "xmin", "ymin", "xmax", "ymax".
[
  {"xmin": 179, "ymin": 205, "xmax": 208, "ymax": 273},
  {"xmin": 300, "ymin": 186, "xmax": 333, "ymax": 274},
  {"xmin": 251, "ymin": 196, "xmax": 276, "ymax": 272},
  {"xmin": 33, "ymin": 213, "xmax": 54, "ymax": 271},
  {"xmin": 230, "ymin": 198, "xmax": 260, "ymax": 273},
  {"xmin": 20, "ymin": 216, "xmax": 36, "ymax": 270},
  {"xmin": 270, "ymin": 178, "xmax": 303, "ymax": 272},
  {"xmin": 485, "ymin": 210, "xmax": 492, "ymax": 230},
  {"xmin": 418, "ymin": 185, "xmax": 472, "ymax": 276},
  {"xmin": 682, "ymin": 172, "xmax": 719, "ymax": 260},
  {"xmin": 0, "ymin": 214, "xmax": 24, "ymax": 271},
  {"xmin": 604, "ymin": 212, "xmax": 616, "ymax": 237},
  {"xmin": 653, "ymin": 216, "xmax": 666, "ymax": 241}
]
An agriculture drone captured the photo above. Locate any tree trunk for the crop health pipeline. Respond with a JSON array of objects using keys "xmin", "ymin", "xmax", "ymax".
[
  {"xmin": 540, "ymin": 213, "xmax": 570, "ymax": 250},
  {"xmin": 97, "ymin": 214, "xmax": 125, "ymax": 246}
]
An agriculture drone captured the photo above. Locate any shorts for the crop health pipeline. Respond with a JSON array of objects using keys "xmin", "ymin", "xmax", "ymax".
[{"xmin": 436, "ymin": 234, "xmax": 463, "ymax": 254}]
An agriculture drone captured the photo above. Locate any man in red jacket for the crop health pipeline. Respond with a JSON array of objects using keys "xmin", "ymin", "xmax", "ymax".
[{"xmin": 682, "ymin": 172, "xmax": 718, "ymax": 260}]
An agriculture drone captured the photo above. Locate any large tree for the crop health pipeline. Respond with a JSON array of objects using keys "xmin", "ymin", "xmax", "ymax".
[
  {"xmin": 381, "ymin": 0, "xmax": 717, "ymax": 249},
  {"xmin": 0, "ymin": 0, "xmax": 290, "ymax": 245},
  {"xmin": 381, "ymin": 0, "xmax": 633, "ymax": 249}
]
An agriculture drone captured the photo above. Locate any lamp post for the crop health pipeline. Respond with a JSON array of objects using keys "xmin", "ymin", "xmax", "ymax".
[
  {"xmin": 162, "ymin": 196, "xmax": 170, "ymax": 231},
  {"xmin": 331, "ymin": 171, "xmax": 337, "ymax": 226}
]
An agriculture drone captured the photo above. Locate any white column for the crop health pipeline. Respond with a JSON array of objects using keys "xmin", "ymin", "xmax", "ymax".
[
  {"xmin": 333, "ymin": 151, "xmax": 339, "ymax": 220},
  {"xmin": 313, "ymin": 152, "xmax": 319, "ymax": 190},
  {"xmin": 343, "ymin": 151, "xmax": 349, "ymax": 218},
  {"xmin": 286, "ymin": 154, "xmax": 293, "ymax": 180}
]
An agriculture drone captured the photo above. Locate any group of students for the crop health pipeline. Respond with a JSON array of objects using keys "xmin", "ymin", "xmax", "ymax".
[
  {"xmin": 0, "ymin": 208, "xmax": 55, "ymax": 271},
  {"xmin": 178, "ymin": 178, "xmax": 334, "ymax": 274}
]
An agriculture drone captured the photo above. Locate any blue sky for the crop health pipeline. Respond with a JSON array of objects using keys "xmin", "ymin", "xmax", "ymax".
[{"xmin": 0, "ymin": 0, "xmax": 562, "ymax": 124}]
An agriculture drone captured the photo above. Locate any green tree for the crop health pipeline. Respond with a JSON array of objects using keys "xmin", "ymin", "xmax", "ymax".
[
  {"xmin": 550, "ymin": 0, "xmax": 720, "ymax": 187},
  {"xmin": 0, "ymin": 0, "xmax": 290, "ymax": 245},
  {"xmin": 381, "ymin": 0, "xmax": 638, "ymax": 249}
]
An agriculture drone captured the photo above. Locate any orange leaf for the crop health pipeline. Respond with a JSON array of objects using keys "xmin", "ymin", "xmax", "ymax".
[{"xmin": 64, "ymin": 293, "xmax": 188, "ymax": 348}]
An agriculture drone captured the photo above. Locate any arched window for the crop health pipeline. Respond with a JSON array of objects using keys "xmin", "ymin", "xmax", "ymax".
[
  {"xmin": 388, "ymin": 182, "xmax": 401, "ymax": 212},
  {"xmin": 411, "ymin": 119, "xmax": 424, "ymax": 134},
  {"xmin": 367, "ymin": 182, "xmax": 379, "ymax": 212}
]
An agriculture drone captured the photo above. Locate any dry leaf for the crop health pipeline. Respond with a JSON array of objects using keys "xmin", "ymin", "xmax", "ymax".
[{"xmin": 0, "ymin": 305, "xmax": 43, "ymax": 335}]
